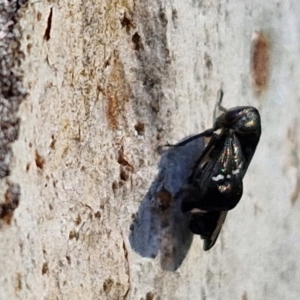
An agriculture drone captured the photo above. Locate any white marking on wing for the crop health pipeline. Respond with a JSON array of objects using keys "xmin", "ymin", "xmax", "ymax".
[
  {"xmin": 232, "ymin": 162, "xmax": 243, "ymax": 175},
  {"xmin": 190, "ymin": 208, "xmax": 207, "ymax": 213},
  {"xmin": 212, "ymin": 174, "xmax": 225, "ymax": 181}
]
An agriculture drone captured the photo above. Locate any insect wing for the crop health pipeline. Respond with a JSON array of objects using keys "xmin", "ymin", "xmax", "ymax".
[
  {"xmin": 186, "ymin": 134, "xmax": 244, "ymax": 212},
  {"xmin": 203, "ymin": 211, "xmax": 228, "ymax": 251},
  {"xmin": 202, "ymin": 134, "xmax": 245, "ymax": 249},
  {"xmin": 182, "ymin": 133, "xmax": 245, "ymax": 249}
]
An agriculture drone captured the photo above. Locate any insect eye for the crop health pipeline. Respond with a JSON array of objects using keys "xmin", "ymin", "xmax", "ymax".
[
  {"xmin": 215, "ymin": 109, "xmax": 242, "ymax": 128},
  {"xmin": 224, "ymin": 108, "xmax": 243, "ymax": 124}
]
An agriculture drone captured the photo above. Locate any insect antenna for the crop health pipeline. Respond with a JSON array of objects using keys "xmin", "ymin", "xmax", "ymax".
[{"xmin": 213, "ymin": 89, "xmax": 226, "ymax": 121}]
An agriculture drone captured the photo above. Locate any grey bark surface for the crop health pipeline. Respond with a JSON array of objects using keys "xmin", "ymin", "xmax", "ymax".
[{"xmin": 0, "ymin": 0, "xmax": 300, "ymax": 299}]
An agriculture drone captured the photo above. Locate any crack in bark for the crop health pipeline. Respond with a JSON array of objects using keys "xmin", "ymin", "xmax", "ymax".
[{"xmin": 121, "ymin": 232, "xmax": 131, "ymax": 300}]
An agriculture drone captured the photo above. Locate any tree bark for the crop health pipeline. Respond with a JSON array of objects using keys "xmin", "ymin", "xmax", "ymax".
[{"xmin": 1, "ymin": 0, "xmax": 300, "ymax": 299}]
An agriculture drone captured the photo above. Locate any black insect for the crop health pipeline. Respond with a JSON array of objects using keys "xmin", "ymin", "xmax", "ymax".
[{"xmin": 168, "ymin": 90, "xmax": 261, "ymax": 250}]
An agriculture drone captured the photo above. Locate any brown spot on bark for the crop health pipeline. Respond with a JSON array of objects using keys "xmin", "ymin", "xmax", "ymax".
[
  {"xmin": 242, "ymin": 292, "xmax": 248, "ymax": 300},
  {"xmin": 146, "ymin": 291, "xmax": 155, "ymax": 300},
  {"xmin": 26, "ymin": 43, "xmax": 32, "ymax": 54},
  {"xmin": 42, "ymin": 262, "xmax": 49, "ymax": 275},
  {"xmin": 94, "ymin": 211, "xmax": 101, "ymax": 218},
  {"xmin": 291, "ymin": 176, "xmax": 300, "ymax": 205},
  {"xmin": 75, "ymin": 215, "xmax": 81, "ymax": 225},
  {"xmin": 69, "ymin": 230, "xmax": 78, "ymax": 240},
  {"xmin": 117, "ymin": 146, "xmax": 133, "ymax": 182},
  {"xmin": 106, "ymin": 54, "xmax": 131, "ymax": 129},
  {"xmin": 103, "ymin": 278, "xmax": 114, "ymax": 293},
  {"xmin": 251, "ymin": 32, "xmax": 270, "ymax": 93},
  {"xmin": 156, "ymin": 188, "xmax": 173, "ymax": 210},
  {"xmin": 132, "ymin": 32, "xmax": 143, "ymax": 51},
  {"xmin": 37, "ymin": 12, "xmax": 42, "ymax": 21},
  {"xmin": 120, "ymin": 169, "xmax": 130, "ymax": 181},
  {"xmin": 35, "ymin": 150, "xmax": 45, "ymax": 169},
  {"xmin": 134, "ymin": 122, "xmax": 145, "ymax": 135},
  {"xmin": 121, "ymin": 12, "xmax": 135, "ymax": 32},
  {"xmin": 50, "ymin": 135, "xmax": 56, "ymax": 149},
  {"xmin": 204, "ymin": 52, "xmax": 213, "ymax": 70},
  {"xmin": 66, "ymin": 256, "xmax": 71, "ymax": 264},
  {"xmin": 107, "ymin": 93, "xmax": 118, "ymax": 129},
  {"xmin": 254, "ymin": 203, "xmax": 263, "ymax": 215},
  {"xmin": 172, "ymin": 8, "xmax": 178, "ymax": 21},
  {"xmin": 15, "ymin": 273, "xmax": 22, "ymax": 291},
  {"xmin": 118, "ymin": 146, "xmax": 133, "ymax": 170},
  {"xmin": 112, "ymin": 181, "xmax": 119, "ymax": 191}
]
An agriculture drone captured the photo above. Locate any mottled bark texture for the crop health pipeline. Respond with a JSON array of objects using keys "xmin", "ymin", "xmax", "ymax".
[{"xmin": 1, "ymin": 1, "xmax": 300, "ymax": 300}]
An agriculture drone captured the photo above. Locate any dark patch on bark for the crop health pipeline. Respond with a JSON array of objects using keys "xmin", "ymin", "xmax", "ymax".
[
  {"xmin": 131, "ymin": 2, "xmax": 171, "ymax": 135},
  {"xmin": 0, "ymin": 1, "xmax": 27, "ymax": 224},
  {"xmin": 0, "ymin": 181, "xmax": 20, "ymax": 224}
]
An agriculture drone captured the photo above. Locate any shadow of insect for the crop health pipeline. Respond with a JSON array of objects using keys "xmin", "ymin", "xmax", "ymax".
[{"xmin": 129, "ymin": 135, "xmax": 205, "ymax": 271}]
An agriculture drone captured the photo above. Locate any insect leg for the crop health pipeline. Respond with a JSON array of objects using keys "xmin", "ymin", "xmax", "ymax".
[{"xmin": 165, "ymin": 128, "xmax": 214, "ymax": 147}]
